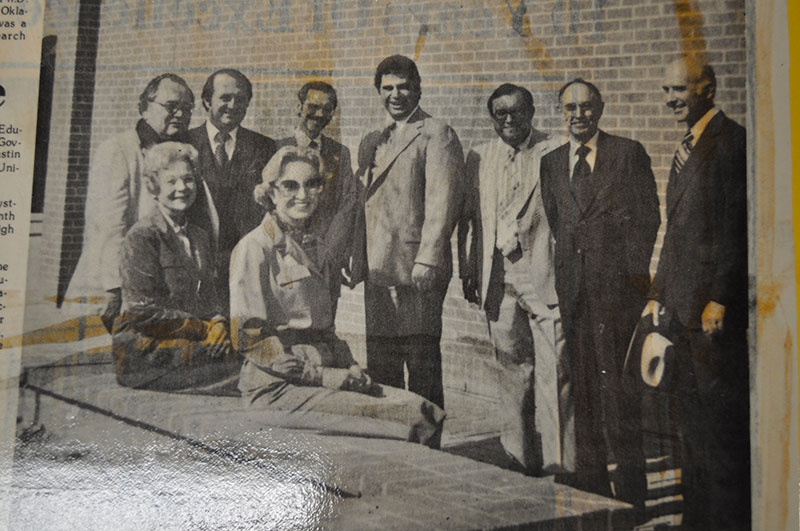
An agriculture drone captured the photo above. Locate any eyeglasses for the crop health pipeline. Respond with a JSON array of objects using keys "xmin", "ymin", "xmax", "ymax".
[
  {"xmin": 151, "ymin": 100, "xmax": 194, "ymax": 116},
  {"xmin": 273, "ymin": 177, "xmax": 325, "ymax": 197},
  {"xmin": 303, "ymin": 103, "xmax": 336, "ymax": 117},
  {"xmin": 492, "ymin": 109, "xmax": 528, "ymax": 122}
]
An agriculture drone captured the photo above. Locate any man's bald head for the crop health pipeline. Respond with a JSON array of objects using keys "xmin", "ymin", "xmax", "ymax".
[{"xmin": 662, "ymin": 55, "xmax": 716, "ymax": 127}]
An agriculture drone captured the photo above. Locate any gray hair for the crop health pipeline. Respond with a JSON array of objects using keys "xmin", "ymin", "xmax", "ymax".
[
  {"xmin": 254, "ymin": 145, "xmax": 322, "ymax": 210},
  {"xmin": 143, "ymin": 142, "xmax": 199, "ymax": 196}
]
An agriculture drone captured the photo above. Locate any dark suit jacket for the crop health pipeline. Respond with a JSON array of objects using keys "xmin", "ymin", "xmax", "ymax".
[
  {"xmin": 188, "ymin": 124, "xmax": 276, "ymax": 255},
  {"xmin": 648, "ymin": 111, "xmax": 747, "ymax": 330},
  {"xmin": 276, "ymin": 134, "xmax": 361, "ymax": 273},
  {"xmin": 541, "ymin": 130, "xmax": 660, "ymax": 357},
  {"xmin": 354, "ymin": 107, "xmax": 465, "ymax": 288},
  {"xmin": 113, "ymin": 208, "xmax": 241, "ymax": 391},
  {"xmin": 117, "ymin": 208, "xmax": 221, "ymax": 339}
]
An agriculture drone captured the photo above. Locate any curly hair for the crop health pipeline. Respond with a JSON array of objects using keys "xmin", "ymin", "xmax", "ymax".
[{"xmin": 142, "ymin": 142, "xmax": 199, "ymax": 197}]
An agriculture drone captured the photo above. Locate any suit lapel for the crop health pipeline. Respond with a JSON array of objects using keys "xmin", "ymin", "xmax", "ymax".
[
  {"xmin": 666, "ymin": 112, "xmax": 723, "ymax": 217},
  {"xmin": 511, "ymin": 131, "xmax": 553, "ymax": 220},
  {"xmin": 194, "ymin": 127, "xmax": 219, "ymax": 188},
  {"xmin": 366, "ymin": 110, "xmax": 425, "ymax": 199},
  {"xmin": 228, "ymin": 128, "xmax": 249, "ymax": 176},
  {"xmin": 550, "ymin": 143, "xmax": 573, "ymax": 213},
  {"xmin": 152, "ymin": 209, "xmax": 198, "ymax": 273}
]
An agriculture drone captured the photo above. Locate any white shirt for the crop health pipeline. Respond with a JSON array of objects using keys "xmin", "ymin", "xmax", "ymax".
[
  {"xmin": 687, "ymin": 107, "xmax": 719, "ymax": 147},
  {"xmin": 205, "ymin": 121, "xmax": 238, "ymax": 160},
  {"xmin": 568, "ymin": 130, "xmax": 599, "ymax": 177},
  {"xmin": 385, "ymin": 105, "xmax": 420, "ymax": 135}
]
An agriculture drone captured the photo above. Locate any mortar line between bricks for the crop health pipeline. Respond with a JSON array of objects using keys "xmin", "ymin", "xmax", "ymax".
[{"xmin": 23, "ymin": 382, "xmax": 361, "ymax": 500}]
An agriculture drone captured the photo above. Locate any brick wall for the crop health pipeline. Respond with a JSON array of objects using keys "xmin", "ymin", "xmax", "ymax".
[{"xmin": 32, "ymin": 0, "xmax": 747, "ymax": 397}]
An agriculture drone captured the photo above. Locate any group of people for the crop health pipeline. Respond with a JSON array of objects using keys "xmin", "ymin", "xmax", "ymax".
[{"xmin": 65, "ymin": 53, "xmax": 749, "ymax": 529}]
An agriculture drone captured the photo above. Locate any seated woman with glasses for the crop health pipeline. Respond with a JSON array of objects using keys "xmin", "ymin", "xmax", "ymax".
[
  {"xmin": 230, "ymin": 146, "xmax": 445, "ymax": 447},
  {"xmin": 113, "ymin": 142, "xmax": 240, "ymax": 393}
]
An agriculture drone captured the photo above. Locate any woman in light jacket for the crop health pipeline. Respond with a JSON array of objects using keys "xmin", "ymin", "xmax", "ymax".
[
  {"xmin": 230, "ymin": 146, "xmax": 445, "ymax": 447},
  {"xmin": 113, "ymin": 142, "xmax": 240, "ymax": 393}
]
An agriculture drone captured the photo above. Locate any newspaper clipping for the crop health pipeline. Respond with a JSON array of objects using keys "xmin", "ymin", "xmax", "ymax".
[{"xmin": 0, "ymin": 0, "xmax": 797, "ymax": 529}]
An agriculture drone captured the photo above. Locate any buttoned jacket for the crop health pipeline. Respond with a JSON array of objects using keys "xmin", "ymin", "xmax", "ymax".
[
  {"xmin": 541, "ymin": 130, "xmax": 660, "ymax": 325},
  {"xmin": 187, "ymin": 124, "xmax": 276, "ymax": 254},
  {"xmin": 354, "ymin": 107, "xmax": 465, "ymax": 287},
  {"xmin": 117, "ymin": 208, "xmax": 220, "ymax": 340},
  {"xmin": 648, "ymin": 111, "xmax": 747, "ymax": 329}
]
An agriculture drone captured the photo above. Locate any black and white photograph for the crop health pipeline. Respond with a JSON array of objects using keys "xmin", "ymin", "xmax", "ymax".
[{"xmin": 0, "ymin": 0, "xmax": 796, "ymax": 529}]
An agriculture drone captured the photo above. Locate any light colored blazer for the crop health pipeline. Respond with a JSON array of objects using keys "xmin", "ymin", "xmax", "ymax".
[
  {"xmin": 229, "ymin": 213, "xmax": 338, "ymax": 364},
  {"xmin": 459, "ymin": 131, "xmax": 562, "ymax": 313},
  {"xmin": 355, "ymin": 107, "xmax": 465, "ymax": 287},
  {"xmin": 66, "ymin": 128, "xmax": 154, "ymax": 304}
]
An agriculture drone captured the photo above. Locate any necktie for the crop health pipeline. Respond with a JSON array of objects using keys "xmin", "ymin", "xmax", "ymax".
[
  {"xmin": 572, "ymin": 144, "xmax": 592, "ymax": 209},
  {"xmin": 671, "ymin": 131, "xmax": 694, "ymax": 177},
  {"xmin": 214, "ymin": 131, "xmax": 230, "ymax": 168},
  {"xmin": 308, "ymin": 139, "xmax": 318, "ymax": 150}
]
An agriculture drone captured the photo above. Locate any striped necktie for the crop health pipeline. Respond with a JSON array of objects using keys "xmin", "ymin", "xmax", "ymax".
[{"xmin": 671, "ymin": 131, "xmax": 694, "ymax": 176}]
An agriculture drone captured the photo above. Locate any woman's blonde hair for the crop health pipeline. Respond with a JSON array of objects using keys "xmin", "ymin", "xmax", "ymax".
[
  {"xmin": 254, "ymin": 145, "xmax": 322, "ymax": 209},
  {"xmin": 142, "ymin": 142, "xmax": 199, "ymax": 196}
]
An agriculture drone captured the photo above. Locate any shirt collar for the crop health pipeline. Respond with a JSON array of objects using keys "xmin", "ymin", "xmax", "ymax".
[
  {"xmin": 688, "ymin": 107, "xmax": 719, "ymax": 146},
  {"xmin": 157, "ymin": 203, "xmax": 188, "ymax": 235},
  {"xmin": 386, "ymin": 105, "xmax": 420, "ymax": 133},
  {"xmin": 206, "ymin": 120, "xmax": 238, "ymax": 146},
  {"xmin": 496, "ymin": 130, "xmax": 533, "ymax": 160},
  {"xmin": 569, "ymin": 130, "xmax": 599, "ymax": 159},
  {"xmin": 294, "ymin": 127, "xmax": 323, "ymax": 149}
]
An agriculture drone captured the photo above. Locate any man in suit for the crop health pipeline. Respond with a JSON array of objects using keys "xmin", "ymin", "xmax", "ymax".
[
  {"xmin": 643, "ymin": 57, "xmax": 749, "ymax": 530},
  {"xmin": 277, "ymin": 82, "xmax": 360, "ymax": 311},
  {"xmin": 540, "ymin": 79, "xmax": 659, "ymax": 510},
  {"xmin": 458, "ymin": 84, "xmax": 568, "ymax": 475},
  {"xmin": 65, "ymin": 73, "xmax": 195, "ymax": 332},
  {"xmin": 188, "ymin": 69, "xmax": 276, "ymax": 311},
  {"xmin": 355, "ymin": 55, "xmax": 465, "ymax": 408}
]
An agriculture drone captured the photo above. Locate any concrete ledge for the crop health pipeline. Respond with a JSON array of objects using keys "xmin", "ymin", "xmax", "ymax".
[{"xmin": 13, "ymin": 354, "xmax": 634, "ymax": 530}]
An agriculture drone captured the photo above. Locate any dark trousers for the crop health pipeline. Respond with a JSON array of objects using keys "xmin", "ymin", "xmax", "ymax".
[
  {"xmin": 364, "ymin": 282, "xmax": 446, "ymax": 408},
  {"xmin": 677, "ymin": 326, "xmax": 751, "ymax": 530},
  {"xmin": 559, "ymin": 296, "xmax": 646, "ymax": 511},
  {"xmin": 366, "ymin": 335, "xmax": 444, "ymax": 409}
]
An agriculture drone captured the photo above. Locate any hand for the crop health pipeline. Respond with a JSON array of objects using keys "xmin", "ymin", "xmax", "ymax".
[
  {"xmin": 344, "ymin": 365, "xmax": 373, "ymax": 393},
  {"xmin": 496, "ymin": 217, "xmax": 520, "ymax": 257},
  {"xmin": 348, "ymin": 365, "xmax": 372, "ymax": 386},
  {"xmin": 412, "ymin": 263, "xmax": 439, "ymax": 292},
  {"xmin": 641, "ymin": 300, "xmax": 664, "ymax": 327},
  {"xmin": 203, "ymin": 320, "xmax": 231, "ymax": 359},
  {"xmin": 341, "ymin": 265, "xmax": 352, "ymax": 286},
  {"xmin": 702, "ymin": 301, "xmax": 725, "ymax": 336},
  {"xmin": 101, "ymin": 288, "xmax": 123, "ymax": 334},
  {"xmin": 462, "ymin": 276, "xmax": 480, "ymax": 305}
]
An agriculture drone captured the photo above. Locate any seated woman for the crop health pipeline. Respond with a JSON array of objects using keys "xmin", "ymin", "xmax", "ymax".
[
  {"xmin": 230, "ymin": 146, "xmax": 445, "ymax": 447},
  {"xmin": 113, "ymin": 142, "xmax": 240, "ymax": 393}
]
